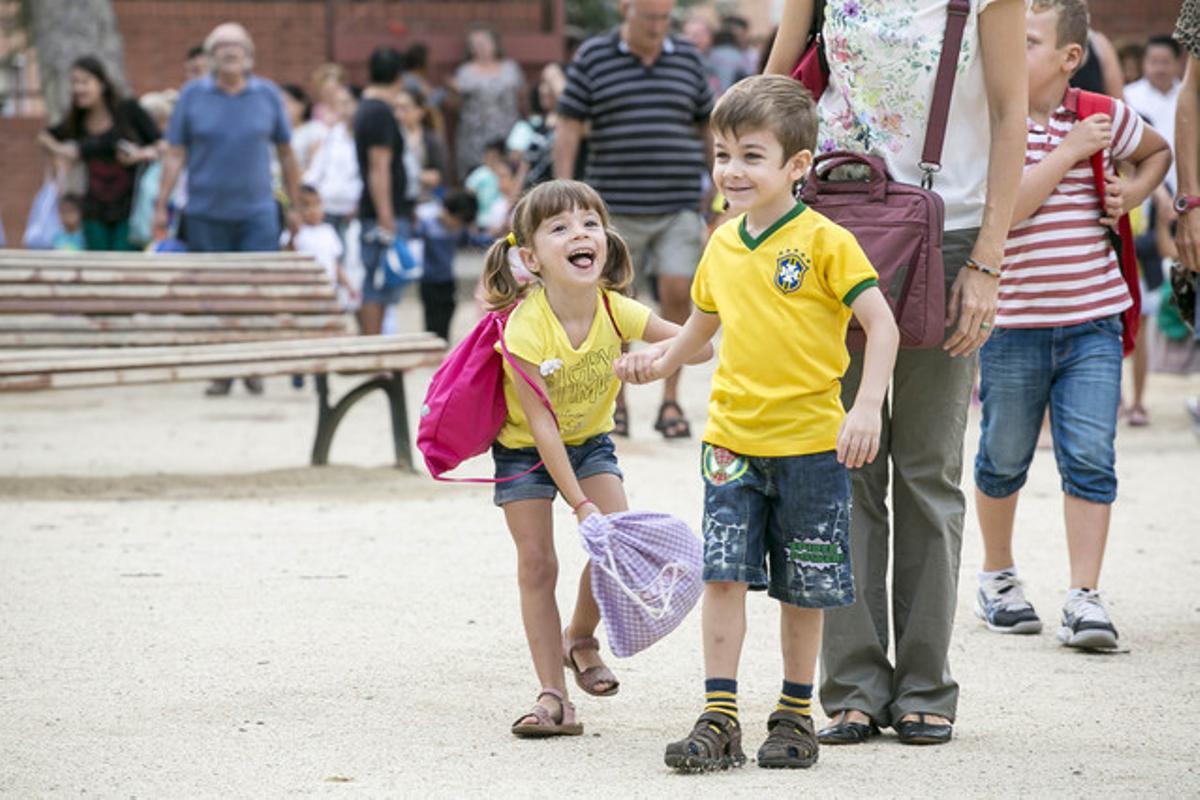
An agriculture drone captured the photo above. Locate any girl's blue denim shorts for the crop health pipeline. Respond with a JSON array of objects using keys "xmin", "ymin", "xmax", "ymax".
[{"xmin": 491, "ymin": 434, "xmax": 623, "ymax": 506}]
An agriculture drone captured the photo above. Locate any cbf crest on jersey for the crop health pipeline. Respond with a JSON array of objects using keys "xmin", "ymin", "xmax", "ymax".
[{"xmin": 774, "ymin": 248, "xmax": 811, "ymax": 295}]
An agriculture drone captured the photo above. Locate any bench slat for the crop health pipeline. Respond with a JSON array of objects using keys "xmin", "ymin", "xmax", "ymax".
[
  {"xmin": 1, "ymin": 284, "xmax": 338, "ymax": 299},
  {"xmin": 0, "ymin": 333, "xmax": 444, "ymax": 372},
  {"xmin": 0, "ymin": 268, "xmax": 329, "ymax": 285},
  {"xmin": 0, "ymin": 298, "xmax": 343, "ymax": 314},
  {"xmin": 0, "ymin": 330, "xmax": 350, "ymax": 348},
  {"xmin": 0, "ymin": 350, "xmax": 443, "ymax": 392},
  {"xmin": 0, "ymin": 313, "xmax": 351, "ymax": 332}
]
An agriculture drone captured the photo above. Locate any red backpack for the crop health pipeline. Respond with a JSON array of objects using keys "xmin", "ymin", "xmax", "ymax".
[{"xmin": 1073, "ymin": 88, "xmax": 1141, "ymax": 356}]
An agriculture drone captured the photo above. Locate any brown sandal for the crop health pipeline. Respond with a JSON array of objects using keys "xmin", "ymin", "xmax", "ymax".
[
  {"xmin": 562, "ymin": 628, "xmax": 620, "ymax": 697},
  {"xmin": 511, "ymin": 687, "xmax": 583, "ymax": 738}
]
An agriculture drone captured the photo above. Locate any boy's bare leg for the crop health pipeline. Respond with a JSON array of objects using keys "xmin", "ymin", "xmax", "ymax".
[
  {"xmin": 1064, "ymin": 495, "xmax": 1111, "ymax": 588},
  {"xmin": 703, "ymin": 581, "xmax": 748, "ymax": 679},
  {"xmin": 976, "ymin": 488, "xmax": 1020, "ymax": 572},
  {"xmin": 780, "ymin": 604, "xmax": 822, "ymax": 684}
]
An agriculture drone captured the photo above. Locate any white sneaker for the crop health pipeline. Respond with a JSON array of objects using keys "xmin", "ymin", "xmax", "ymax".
[
  {"xmin": 1057, "ymin": 588, "xmax": 1119, "ymax": 650},
  {"xmin": 975, "ymin": 569, "xmax": 1043, "ymax": 634}
]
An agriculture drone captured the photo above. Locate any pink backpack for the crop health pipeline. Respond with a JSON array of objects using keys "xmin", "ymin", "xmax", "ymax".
[{"xmin": 417, "ymin": 293, "xmax": 622, "ymax": 482}]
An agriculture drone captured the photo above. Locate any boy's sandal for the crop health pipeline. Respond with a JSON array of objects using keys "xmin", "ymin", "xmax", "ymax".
[
  {"xmin": 653, "ymin": 400, "xmax": 691, "ymax": 439},
  {"xmin": 817, "ymin": 710, "xmax": 880, "ymax": 745},
  {"xmin": 562, "ymin": 629, "xmax": 620, "ymax": 697},
  {"xmin": 757, "ymin": 710, "xmax": 819, "ymax": 768},
  {"xmin": 510, "ymin": 687, "xmax": 583, "ymax": 738},
  {"xmin": 612, "ymin": 403, "xmax": 630, "ymax": 437},
  {"xmin": 664, "ymin": 711, "xmax": 747, "ymax": 773}
]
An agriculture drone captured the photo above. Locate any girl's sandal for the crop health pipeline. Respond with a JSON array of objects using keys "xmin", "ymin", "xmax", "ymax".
[
  {"xmin": 562, "ymin": 629, "xmax": 620, "ymax": 697},
  {"xmin": 510, "ymin": 687, "xmax": 583, "ymax": 738},
  {"xmin": 654, "ymin": 400, "xmax": 691, "ymax": 440}
]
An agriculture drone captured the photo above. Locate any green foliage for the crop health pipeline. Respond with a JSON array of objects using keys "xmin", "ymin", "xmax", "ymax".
[{"xmin": 566, "ymin": 0, "xmax": 619, "ymax": 34}]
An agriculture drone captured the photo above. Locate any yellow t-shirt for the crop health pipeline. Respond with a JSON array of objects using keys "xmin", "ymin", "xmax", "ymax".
[
  {"xmin": 692, "ymin": 202, "xmax": 878, "ymax": 457},
  {"xmin": 496, "ymin": 286, "xmax": 651, "ymax": 449}
]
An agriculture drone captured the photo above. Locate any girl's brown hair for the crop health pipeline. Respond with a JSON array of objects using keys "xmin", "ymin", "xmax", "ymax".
[{"xmin": 481, "ymin": 180, "xmax": 635, "ymax": 311}]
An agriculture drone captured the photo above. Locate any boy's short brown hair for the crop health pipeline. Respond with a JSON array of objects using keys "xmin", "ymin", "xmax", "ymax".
[
  {"xmin": 1031, "ymin": 0, "xmax": 1090, "ymax": 50},
  {"xmin": 710, "ymin": 74, "xmax": 818, "ymax": 161}
]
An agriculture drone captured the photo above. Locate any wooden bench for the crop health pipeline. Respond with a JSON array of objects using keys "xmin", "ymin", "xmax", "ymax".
[{"xmin": 0, "ymin": 249, "xmax": 446, "ymax": 469}]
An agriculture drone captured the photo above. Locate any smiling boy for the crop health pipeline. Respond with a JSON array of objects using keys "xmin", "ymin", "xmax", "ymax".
[{"xmin": 616, "ymin": 74, "xmax": 899, "ymax": 771}]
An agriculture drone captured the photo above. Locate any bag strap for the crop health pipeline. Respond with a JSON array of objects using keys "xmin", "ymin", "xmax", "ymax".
[
  {"xmin": 919, "ymin": 0, "xmax": 972, "ymax": 187},
  {"xmin": 600, "ymin": 289, "xmax": 624, "ymax": 340}
]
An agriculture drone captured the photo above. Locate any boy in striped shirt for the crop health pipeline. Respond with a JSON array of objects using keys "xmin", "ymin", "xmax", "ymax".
[{"xmin": 973, "ymin": 0, "xmax": 1170, "ymax": 649}]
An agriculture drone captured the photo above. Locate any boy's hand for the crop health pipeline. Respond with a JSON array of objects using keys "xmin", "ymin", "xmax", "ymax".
[
  {"xmin": 614, "ymin": 344, "xmax": 667, "ymax": 384},
  {"xmin": 1099, "ymin": 173, "xmax": 1126, "ymax": 227},
  {"xmin": 836, "ymin": 403, "xmax": 882, "ymax": 469},
  {"xmin": 1061, "ymin": 113, "xmax": 1112, "ymax": 161}
]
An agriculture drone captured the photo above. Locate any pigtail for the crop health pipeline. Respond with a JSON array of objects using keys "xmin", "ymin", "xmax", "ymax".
[
  {"xmin": 601, "ymin": 228, "xmax": 635, "ymax": 296},
  {"xmin": 480, "ymin": 233, "xmax": 527, "ymax": 311}
]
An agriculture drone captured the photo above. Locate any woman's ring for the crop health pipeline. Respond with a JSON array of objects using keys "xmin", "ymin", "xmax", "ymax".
[{"xmin": 980, "ymin": 321, "xmax": 992, "ymax": 330}]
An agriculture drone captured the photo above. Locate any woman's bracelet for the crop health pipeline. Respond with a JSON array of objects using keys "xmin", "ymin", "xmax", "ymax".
[
  {"xmin": 965, "ymin": 257, "xmax": 1001, "ymax": 278},
  {"xmin": 571, "ymin": 497, "xmax": 594, "ymax": 513}
]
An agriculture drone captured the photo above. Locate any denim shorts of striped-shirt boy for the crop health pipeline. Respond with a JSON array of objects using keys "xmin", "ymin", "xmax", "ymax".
[{"xmin": 557, "ymin": 30, "xmax": 714, "ymax": 216}]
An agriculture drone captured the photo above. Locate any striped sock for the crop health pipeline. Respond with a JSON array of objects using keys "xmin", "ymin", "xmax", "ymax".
[
  {"xmin": 704, "ymin": 677, "xmax": 738, "ymax": 723},
  {"xmin": 778, "ymin": 680, "xmax": 812, "ymax": 717}
]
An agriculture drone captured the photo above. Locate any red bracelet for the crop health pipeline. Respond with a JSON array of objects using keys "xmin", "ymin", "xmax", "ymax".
[{"xmin": 571, "ymin": 497, "xmax": 593, "ymax": 513}]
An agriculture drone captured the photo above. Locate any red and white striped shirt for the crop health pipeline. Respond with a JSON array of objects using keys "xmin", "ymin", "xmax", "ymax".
[{"xmin": 996, "ymin": 91, "xmax": 1145, "ymax": 328}]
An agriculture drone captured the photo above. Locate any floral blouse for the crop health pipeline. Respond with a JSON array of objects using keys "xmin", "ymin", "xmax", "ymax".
[{"xmin": 816, "ymin": 0, "xmax": 1003, "ymax": 230}]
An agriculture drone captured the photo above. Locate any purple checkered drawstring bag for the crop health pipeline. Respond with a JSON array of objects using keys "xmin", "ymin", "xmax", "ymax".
[{"xmin": 579, "ymin": 511, "xmax": 704, "ymax": 658}]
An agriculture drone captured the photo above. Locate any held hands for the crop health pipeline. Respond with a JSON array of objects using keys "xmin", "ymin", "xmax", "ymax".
[
  {"xmin": 613, "ymin": 341, "xmax": 670, "ymax": 385},
  {"xmin": 1061, "ymin": 113, "xmax": 1112, "ymax": 161},
  {"xmin": 836, "ymin": 403, "xmax": 882, "ymax": 469}
]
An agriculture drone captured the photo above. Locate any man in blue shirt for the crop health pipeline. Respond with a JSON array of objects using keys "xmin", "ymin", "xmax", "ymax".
[
  {"xmin": 153, "ymin": 22, "xmax": 301, "ymax": 396},
  {"xmin": 154, "ymin": 22, "xmax": 299, "ymax": 253}
]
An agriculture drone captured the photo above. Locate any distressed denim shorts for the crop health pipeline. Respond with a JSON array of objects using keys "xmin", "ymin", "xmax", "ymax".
[
  {"xmin": 491, "ymin": 434, "xmax": 622, "ymax": 506},
  {"xmin": 975, "ymin": 315, "xmax": 1123, "ymax": 504},
  {"xmin": 700, "ymin": 444, "xmax": 855, "ymax": 609}
]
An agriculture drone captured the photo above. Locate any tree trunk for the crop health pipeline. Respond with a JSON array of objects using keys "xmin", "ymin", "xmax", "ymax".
[{"xmin": 25, "ymin": 0, "xmax": 127, "ymax": 124}]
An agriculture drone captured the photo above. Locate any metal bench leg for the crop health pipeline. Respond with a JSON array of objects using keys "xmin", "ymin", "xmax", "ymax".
[{"xmin": 311, "ymin": 371, "xmax": 414, "ymax": 470}]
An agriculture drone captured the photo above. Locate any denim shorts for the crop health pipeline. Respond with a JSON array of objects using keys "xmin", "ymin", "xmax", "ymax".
[
  {"xmin": 700, "ymin": 444, "xmax": 855, "ymax": 609},
  {"xmin": 492, "ymin": 434, "xmax": 623, "ymax": 506},
  {"xmin": 359, "ymin": 219, "xmax": 412, "ymax": 306},
  {"xmin": 975, "ymin": 315, "xmax": 1122, "ymax": 504}
]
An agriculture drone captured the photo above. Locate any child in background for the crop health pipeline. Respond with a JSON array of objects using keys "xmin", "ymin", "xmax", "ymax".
[
  {"xmin": 52, "ymin": 194, "xmax": 86, "ymax": 251},
  {"xmin": 483, "ymin": 179, "xmax": 711, "ymax": 738},
  {"xmin": 973, "ymin": 0, "xmax": 1170, "ymax": 649},
  {"xmin": 616, "ymin": 75, "xmax": 898, "ymax": 770},
  {"xmin": 465, "ymin": 138, "xmax": 511, "ymax": 232},
  {"xmin": 415, "ymin": 189, "xmax": 481, "ymax": 341},
  {"xmin": 291, "ymin": 185, "xmax": 358, "ymax": 307}
]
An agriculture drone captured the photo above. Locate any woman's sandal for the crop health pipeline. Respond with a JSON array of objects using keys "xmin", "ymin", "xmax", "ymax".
[
  {"xmin": 757, "ymin": 710, "xmax": 819, "ymax": 768},
  {"xmin": 612, "ymin": 402, "xmax": 630, "ymax": 437},
  {"xmin": 562, "ymin": 629, "xmax": 620, "ymax": 697},
  {"xmin": 817, "ymin": 710, "xmax": 880, "ymax": 745},
  {"xmin": 653, "ymin": 400, "xmax": 691, "ymax": 440},
  {"xmin": 664, "ymin": 711, "xmax": 747, "ymax": 773},
  {"xmin": 510, "ymin": 687, "xmax": 583, "ymax": 738}
]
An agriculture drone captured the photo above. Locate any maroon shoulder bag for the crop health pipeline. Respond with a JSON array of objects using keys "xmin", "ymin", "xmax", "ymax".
[{"xmin": 799, "ymin": 0, "xmax": 970, "ymax": 349}]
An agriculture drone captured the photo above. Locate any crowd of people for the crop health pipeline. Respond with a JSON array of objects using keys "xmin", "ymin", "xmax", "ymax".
[{"xmin": 17, "ymin": 0, "xmax": 1200, "ymax": 772}]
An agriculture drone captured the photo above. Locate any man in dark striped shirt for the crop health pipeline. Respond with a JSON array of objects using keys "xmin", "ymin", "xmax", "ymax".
[{"xmin": 554, "ymin": 0, "xmax": 714, "ymax": 440}]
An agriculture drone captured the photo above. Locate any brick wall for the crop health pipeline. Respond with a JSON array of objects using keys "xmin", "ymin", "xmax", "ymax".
[
  {"xmin": 0, "ymin": 118, "xmax": 52, "ymax": 246},
  {"xmin": 1091, "ymin": 0, "xmax": 1180, "ymax": 42}
]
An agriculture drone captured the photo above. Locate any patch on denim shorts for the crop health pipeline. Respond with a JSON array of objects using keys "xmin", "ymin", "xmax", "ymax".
[
  {"xmin": 787, "ymin": 539, "xmax": 846, "ymax": 568},
  {"xmin": 702, "ymin": 444, "xmax": 748, "ymax": 486}
]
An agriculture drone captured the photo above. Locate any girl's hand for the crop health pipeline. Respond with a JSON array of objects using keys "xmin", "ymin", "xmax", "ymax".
[
  {"xmin": 574, "ymin": 500, "xmax": 600, "ymax": 524},
  {"xmin": 613, "ymin": 347, "xmax": 666, "ymax": 385},
  {"xmin": 836, "ymin": 403, "xmax": 882, "ymax": 469},
  {"xmin": 1099, "ymin": 173, "xmax": 1126, "ymax": 228}
]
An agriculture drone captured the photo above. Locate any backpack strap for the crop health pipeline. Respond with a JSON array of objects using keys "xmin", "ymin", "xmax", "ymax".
[
  {"xmin": 601, "ymin": 289, "xmax": 624, "ymax": 340},
  {"xmin": 1073, "ymin": 88, "xmax": 1140, "ymax": 356},
  {"xmin": 919, "ymin": 0, "xmax": 971, "ymax": 187}
]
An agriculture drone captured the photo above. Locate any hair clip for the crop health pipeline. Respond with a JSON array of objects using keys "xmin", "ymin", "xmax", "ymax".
[{"xmin": 505, "ymin": 232, "xmax": 517, "ymax": 247}]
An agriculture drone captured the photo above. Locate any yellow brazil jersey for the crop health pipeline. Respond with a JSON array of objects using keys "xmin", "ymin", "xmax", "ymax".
[
  {"xmin": 497, "ymin": 285, "xmax": 651, "ymax": 449},
  {"xmin": 692, "ymin": 202, "xmax": 878, "ymax": 457}
]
